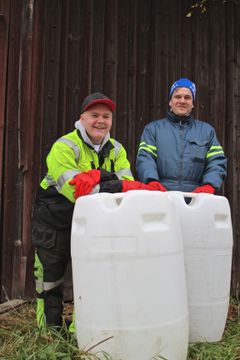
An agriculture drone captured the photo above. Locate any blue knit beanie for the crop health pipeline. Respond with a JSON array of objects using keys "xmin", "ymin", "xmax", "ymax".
[{"xmin": 169, "ymin": 78, "xmax": 196, "ymax": 101}]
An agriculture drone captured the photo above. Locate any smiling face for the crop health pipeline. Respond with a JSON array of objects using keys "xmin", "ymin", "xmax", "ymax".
[
  {"xmin": 80, "ymin": 103, "xmax": 113, "ymax": 144},
  {"xmin": 169, "ymin": 87, "xmax": 194, "ymax": 116}
]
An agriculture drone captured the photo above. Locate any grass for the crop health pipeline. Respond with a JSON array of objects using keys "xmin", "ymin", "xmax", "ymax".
[
  {"xmin": 0, "ymin": 302, "xmax": 113, "ymax": 360},
  {"xmin": 0, "ymin": 300, "xmax": 239, "ymax": 360},
  {"xmin": 187, "ymin": 299, "xmax": 240, "ymax": 360}
]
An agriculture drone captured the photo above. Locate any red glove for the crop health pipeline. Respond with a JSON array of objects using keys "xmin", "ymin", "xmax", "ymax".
[
  {"xmin": 69, "ymin": 170, "xmax": 101, "ymax": 198},
  {"xmin": 121, "ymin": 180, "xmax": 155, "ymax": 192},
  {"xmin": 147, "ymin": 181, "xmax": 167, "ymax": 192},
  {"xmin": 192, "ymin": 184, "xmax": 215, "ymax": 194}
]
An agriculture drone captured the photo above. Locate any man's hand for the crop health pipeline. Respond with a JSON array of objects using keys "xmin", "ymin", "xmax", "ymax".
[
  {"xmin": 69, "ymin": 170, "xmax": 101, "ymax": 198},
  {"xmin": 147, "ymin": 181, "xmax": 167, "ymax": 192},
  {"xmin": 192, "ymin": 184, "xmax": 215, "ymax": 194},
  {"xmin": 121, "ymin": 180, "xmax": 155, "ymax": 192}
]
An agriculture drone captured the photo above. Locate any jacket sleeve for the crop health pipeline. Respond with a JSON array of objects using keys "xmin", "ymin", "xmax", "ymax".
[
  {"xmin": 136, "ymin": 124, "xmax": 160, "ymax": 183},
  {"xmin": 44, "ymin": 141, "xmax": 80, "ymax": 203},
  {"xmin": 113, "ymin": 143, "xmax": 134, "ymax": 180},
  {"xmin": 202, "ymin": 128, "xmax": 227, "ymax": 190}
]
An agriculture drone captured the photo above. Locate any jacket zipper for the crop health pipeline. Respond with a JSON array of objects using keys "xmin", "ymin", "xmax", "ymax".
[{"xmin": 179, "ymin": 120, "xmax": 184, "ymax": 188}]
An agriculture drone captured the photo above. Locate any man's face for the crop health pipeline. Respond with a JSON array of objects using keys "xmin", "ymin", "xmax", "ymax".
[
  {"xmin": 80, "ymin": 104, "xmax": 113, "ymax": 144},
  {"xmin": 169, "ymin": 87, "xmax": 194, "ymax": 116}
]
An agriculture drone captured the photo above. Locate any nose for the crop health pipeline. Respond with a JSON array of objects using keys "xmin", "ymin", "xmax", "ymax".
[{"xmin": 96, "ymin": 116, "xmax": 105, "ymax": 122}]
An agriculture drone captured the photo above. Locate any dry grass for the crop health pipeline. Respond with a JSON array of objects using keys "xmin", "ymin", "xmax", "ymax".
[
  {"xmin": 0, "ymin": 301, "xmax": 113, "ymax": 360},
  {"xmin": 0, "ymin": 300, "xmax": 240, "ymax": 359}
]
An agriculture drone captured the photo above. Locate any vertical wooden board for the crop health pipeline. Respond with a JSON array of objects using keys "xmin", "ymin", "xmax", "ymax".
[
  {"xmin": 66, "ymin": 0, "xmax": 92, "ymax": 125},
  {"xmin": 135, "ymin": 0, "xmax": 151, "ymax": 162},
  {"xmin": 20, "ymin": 0, "xmax": 46, "ymax": 299},
  {"xmin": 0, "ymin": 0, "xmax": 10, "ymax": 211},
  {"xmin": 65, "ymin": 0, "xmax": 82, "ymax": 126},
  {"xmin": 126, "ymin": 0, "xmax": 138, "ymax": 169},
  {"xmin": 29, "ymin": 1, "xmax": 45, "ymax": 186},
  {"xmin": 191, "ymin": 11, "xmax": 210, "ymax": 121},
  {"xmin": 167, "ymin": 0, "xmax": 181, "ymax": 84},
  {"xmin": 225, "ymin": 1, "xmax": 236, "ymax": 202},
  {"xmin": 115, "ymin": 0, "xmax": 130, "ymax": 148},
  {"xmin": 103, "ymin": 0, "xmax": 118, "ymax": 100},
  {"xmin": 78, "ymin": 0, "xmax": 93, "ymax": 102},
  {"xmin": 225, "ymin": 2, "xmax": 240, "ymax": 294},
  {"xmin": 12, "ymin": 252, "xmax": 27, "ymax": 299},
  {"xmin": 207, "ymin": 2, "xmax": 226, "ymax": 139},
  {"xmin": 179, "ymin": 0, "xmax": 194, "ymax": 78},
  {"xmin": 11, "ymin": 0, "xmax": 35, "ymax": 299},
  {"xmin": 1, "ymin": 0, "xmax": 23, "ymax": 301},
  {"xmin": 234, "ymin": 3, "xmax": 240, "ymax": 293},
  {"xmin": 170, "ymin": 1, "xmax": 183, "ymax": 79},
  {"xmin": 225, "ymin": 3, "xmax": 233, "ymax": 290},
  {"xmin": 40, "ymin": 0, "xmax": 63, "ymax": 174},
  {"xmin": 57, "ymin": 0, "xmax": 69, "ymax": 135},
  {"xmin": 148, "ymin": 0, "xmax": 171, "ymax": 122},
  {"xmin": 0, "ymin": 0, "xmax": 10, "ymax": 299},
  {"xmin": 103, "ymin": 0, "xmax": 118, "ymax": 136},
  {"xmin": 18, "ymin": 0, "xmax": 35, "ymax": 172},
  {"xmin": 91, "ymin": 0, "xmax": 105, "ymax": 92}
]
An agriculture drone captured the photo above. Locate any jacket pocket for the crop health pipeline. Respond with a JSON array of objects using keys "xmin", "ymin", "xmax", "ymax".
[
  {"xmin": 188, "ymin": 139, "xmax": 208, "ymax": 162},
  {"xmin": 32, "ymin": 223, "xmax": 57, "ymax": 249}
]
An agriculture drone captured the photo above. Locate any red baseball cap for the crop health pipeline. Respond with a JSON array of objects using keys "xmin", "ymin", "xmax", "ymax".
[{"xmin": 81, "ymin": 92, "xmax": 116, "ymax": 113}]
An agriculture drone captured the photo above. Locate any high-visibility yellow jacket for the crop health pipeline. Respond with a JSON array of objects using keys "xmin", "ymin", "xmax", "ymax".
[
  {"xmin": 40, "ymin": 129, "xmax": 133, "ymax": 202},
  {"xmin": 34, "ymin": 128, "xmax": 133, "ymax": 229}
]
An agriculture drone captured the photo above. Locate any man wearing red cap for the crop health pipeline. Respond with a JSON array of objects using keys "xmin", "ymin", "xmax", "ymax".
[
  {"xmin": 136, "ymin": 78, "xmax": 227, "ymax": 194},
  {"xmin": 32, "ymin": 92, "xmax": 153, "ymax": 330}
]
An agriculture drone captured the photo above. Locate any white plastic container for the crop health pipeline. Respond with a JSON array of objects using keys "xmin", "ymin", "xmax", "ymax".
[
  {"xmin": 168, "ymin": 192, "xmax": 233, "ymax": 343},
  {"xmin": 71, "ymin": 191, "xmax": 188, "ymax": 360}
]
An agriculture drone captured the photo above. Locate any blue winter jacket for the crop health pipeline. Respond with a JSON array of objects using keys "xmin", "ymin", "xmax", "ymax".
[{"xmin": 136, "ymin": 112, "xmax": 227, "ymax": 192}]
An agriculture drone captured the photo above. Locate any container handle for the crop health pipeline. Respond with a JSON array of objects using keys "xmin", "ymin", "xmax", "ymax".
[{"xmin": 180, "ymin": 192, "xmax": 198, "ymax": 198}]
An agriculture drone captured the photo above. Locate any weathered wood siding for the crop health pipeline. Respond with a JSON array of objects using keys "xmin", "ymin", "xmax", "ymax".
[{"xmin": 0, "ymin": 0, "xmax": 240, "ymax": 301}]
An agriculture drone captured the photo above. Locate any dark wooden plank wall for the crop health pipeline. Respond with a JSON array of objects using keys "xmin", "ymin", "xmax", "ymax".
[
  {"xmin": 1, "ymin": 0, "xmax": 25, "ymax": 300},
  {"xmin": 0, "ymin": 0, "xmax": 240, "ymax": 301},
  {"xmin": 225, "ymin": 2, "xmax": 240, "ymax": 291},
  {"xmin": 0, "ymin": 0, "xmax": 11, "ymax": 301}
]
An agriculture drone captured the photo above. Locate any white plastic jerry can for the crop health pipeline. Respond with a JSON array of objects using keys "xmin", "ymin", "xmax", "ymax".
[
  {"xmin": 71, "ymin": 191, "xmax": 189, "ymax": 360},
  {"xmin": 168, "ymin": 191, "xmax": 233, "ymax": 343}
]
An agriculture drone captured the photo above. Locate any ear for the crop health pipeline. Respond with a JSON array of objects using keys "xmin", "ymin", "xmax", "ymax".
[{"xmin": 169, "ymin": 100, "xmax": 172, "ymax": 108}]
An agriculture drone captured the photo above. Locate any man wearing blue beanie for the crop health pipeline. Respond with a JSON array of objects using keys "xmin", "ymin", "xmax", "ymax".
[
  {"xmin": 169, "ymin": 78, "xmax": 196, "ymax": 102},
  {"xmin": 136, "ymin": 78, "xmax": 227, "ymax": 194}
]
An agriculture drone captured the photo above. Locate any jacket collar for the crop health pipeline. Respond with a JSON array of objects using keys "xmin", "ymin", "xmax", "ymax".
[
  {"xmin": 167, "ymin": 111, "xmax": 192, "ymax": 123},
  {"xmin": 75, "ymin": 120, "xmax": 110, "ymax": 151},
  {"xmin": 75, "ymin": 120, "xmax": 114, "ymax": 156}
]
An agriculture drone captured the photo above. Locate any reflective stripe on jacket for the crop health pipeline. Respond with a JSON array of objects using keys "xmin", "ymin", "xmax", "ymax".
[
  {"xmin": 40, "ymin": 129, "xmax": 133, "ymax": 203},
  {"xmin": 136, "ymin": 112, "xmax": 227, "ymax": 192}
]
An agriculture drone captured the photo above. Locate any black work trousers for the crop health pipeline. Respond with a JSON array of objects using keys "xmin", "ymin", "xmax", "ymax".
[{"xmin": 32, "ymin": 213, "xmax": 71, "ymax": 327}]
